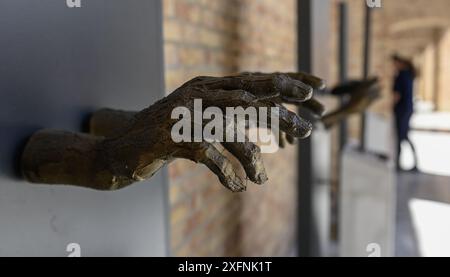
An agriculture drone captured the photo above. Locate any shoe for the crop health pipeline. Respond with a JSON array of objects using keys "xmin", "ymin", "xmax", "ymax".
[{"xmin": 397, "ymin": 167, "xmax": 419, "ymax": 174}]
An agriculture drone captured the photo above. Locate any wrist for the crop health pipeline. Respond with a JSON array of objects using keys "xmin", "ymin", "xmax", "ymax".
[{"xmin": 21, "ymin": 130, "xmax": 115, "ymax": 190}]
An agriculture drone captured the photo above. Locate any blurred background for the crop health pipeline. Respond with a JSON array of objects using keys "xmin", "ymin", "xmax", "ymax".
[{"xmin": 163, "ymin": 0, "xmax": 450, "ymax": 257}]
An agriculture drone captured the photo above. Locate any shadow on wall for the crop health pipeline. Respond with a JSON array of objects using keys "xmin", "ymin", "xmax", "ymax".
[{"xmin": 0, "ymin": 90, "xmax": 95, "ymax": 182}]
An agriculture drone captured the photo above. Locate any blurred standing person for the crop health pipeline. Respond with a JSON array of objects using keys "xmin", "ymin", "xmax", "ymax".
[{"xmin": 392, "ymin": 54, "xmax": 418, "ymax": 172}]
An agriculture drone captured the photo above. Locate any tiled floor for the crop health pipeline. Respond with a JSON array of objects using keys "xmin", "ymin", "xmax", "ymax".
[
  {"xmin": 396, "ymin": 172, "xmax": 450, "ymax": 256},
  {"xmin": 395, "ymin": 110, "xmax": 450, "ymax": 257}
]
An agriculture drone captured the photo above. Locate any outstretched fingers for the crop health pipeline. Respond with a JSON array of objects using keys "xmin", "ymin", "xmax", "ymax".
[
  {"xmin": 267, "ymin": 102, "xmax": 313, "ymax": 139},
  {"xmin": 222, "ymin": 140, "xmax": 268, "ymax": 185},
  {"xmin": 286, "ymin": 72, "xmax": 326, "ymax": 90},
  {"xmin": 298, "ymin": 98, "xmax": 327, "ymax": 118},
  {"xmin": 194, "ymin": 89, "xmax": 314, "ymax": 139},
  {"xmin": 239, "ymin": 73, "xmax": 327, "ymax": 115},
  {"xmin": 282, "ymin": 108, "xmax": 312, "ymax": 138},
  {"xmin": 187, "ymin": 73, "xmax": 314, "ymax": 103},
  {"xmin": 174, "ymin": 143, "xmax": 246, "ymax": 192}
]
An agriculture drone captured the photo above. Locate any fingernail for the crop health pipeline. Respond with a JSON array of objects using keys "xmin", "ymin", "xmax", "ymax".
[
  {"xmin": 229, "ymin": 179, "xmax": 246, "ymax": 192},
  {"xmin": 256, "ymin": 172, "xmax": 268, "ymax": 184},
  {"xmin": 293, "ymin": 119, "xmax": 313, "ymax": 139},
  {"xmin": 297, "ymin": 126, "xmax": 312, "ymax": 139},
  {"xmin": 292, "ymin": 84, "xmax": 313, "ymax": 101}
]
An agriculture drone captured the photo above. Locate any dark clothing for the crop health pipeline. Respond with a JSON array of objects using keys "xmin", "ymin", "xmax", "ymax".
[
  {"xmin": 393, "ymin": 69, "xmax": 414, "ymax": 141},
  {"xmin": 393, "ymin": 69, "xmax": 417, "ymax": 169},
  {"xmin": 395, "ymin": 110, "xmax": 417, "ymax": 169},
  {"xmin": 393, "ymin": 70, "xmax": 414, "ymax": 115},
  {"xmin": 395, "ymin": 108, "xmax": 413, "ymax": 141}
]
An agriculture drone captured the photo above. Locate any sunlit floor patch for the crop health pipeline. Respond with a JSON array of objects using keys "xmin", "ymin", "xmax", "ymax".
[
  {"xmin": 409, "ymin": 199, "xmax": 450, "ymax": 257},
  {"xmin": 411, "ymin": 111, "xmax": 450, "ymax": 131},
  {"xmin": 400, "ymin": 131, "xmax": 450, "ymax": 176}
]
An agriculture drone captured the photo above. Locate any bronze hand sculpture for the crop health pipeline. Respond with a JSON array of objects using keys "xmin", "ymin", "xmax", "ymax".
[
  {"xmin": 21, "ymin": 72, "xmax": 325, "ymax": 192},
  {"xmin": 321, "ymin": 78, "xmax": 381, "ymax": 129},
  {"xmin": 90, "ymin": 73, "xmax": 327, "ymax": 149}
]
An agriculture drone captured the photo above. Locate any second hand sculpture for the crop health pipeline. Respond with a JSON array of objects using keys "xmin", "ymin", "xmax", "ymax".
[
  {"xmin": 21, "ymin": 72, "xmax": 325, "ymax": 192},
  {"xmin": 321, "ymin": 78, "xmax": 381, "ymax": 129}
]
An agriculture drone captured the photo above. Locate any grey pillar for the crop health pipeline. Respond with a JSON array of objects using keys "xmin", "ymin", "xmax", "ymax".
[
  {"xmin": 339, "ymin": 2, "xmax": 349, "ymax": 149},
  {"xmin": 297, "ymin": 0, "xmax": 331, "ymax": 257},
  {"xmin": 361, "ymin": 4, "xmax": 373, "ymax": 151}
]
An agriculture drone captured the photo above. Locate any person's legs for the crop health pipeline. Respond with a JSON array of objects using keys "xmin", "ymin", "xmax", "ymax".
[
  {"xmin": 394, "ymin": 115, "xmax": 402, "ymax": 171},
  {"xmin": 404, "ymin": 111, "xmax": 419, "ymax": 170},
  {"xmin": 405, "ymin": 137, "xmax": 418, "ymax": 170}
]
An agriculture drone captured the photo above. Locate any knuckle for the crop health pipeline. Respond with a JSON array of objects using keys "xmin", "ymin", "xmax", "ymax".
[
  {"xmin": 239, "ymin": 90, "xmax": 257, "ymax": 102},
  {"xmin": 247, "ymin": 143, "xmax": 261, "ymax": 155}
]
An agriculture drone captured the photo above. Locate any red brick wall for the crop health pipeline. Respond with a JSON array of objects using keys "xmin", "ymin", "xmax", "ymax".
[{"xmin": 163, "ymin": 0, "xmax": 299, "ymax": 257}]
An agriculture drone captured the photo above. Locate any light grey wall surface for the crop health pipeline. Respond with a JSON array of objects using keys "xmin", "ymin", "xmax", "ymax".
[{"xmin": 0, "ymin": 0, "xmax": 168, "ymax": 256}]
